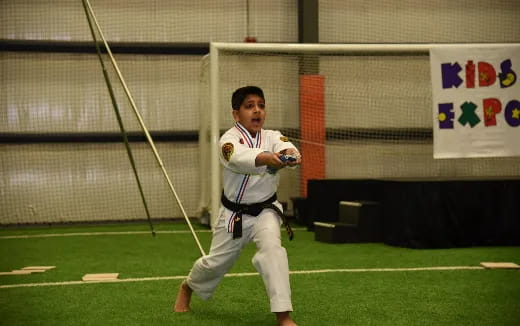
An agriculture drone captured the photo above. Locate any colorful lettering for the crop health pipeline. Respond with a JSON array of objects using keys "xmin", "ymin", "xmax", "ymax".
[
  {"xmin": 441, "ymin": 62, "xmax": 463, "ymax": 89},
  {"xmin": 458, "ymin": 101, "xmax": 480, "ymax": 127},
  {"xmin": 498, "ymin": 59, "xmax": 517, "ymax": 88},
  {"xmin": 465, "ymin": 60, "xmax": 475, "ymax": 88},
  {"xmin": 504, "ymin": 100, "xmax": 520, "ymax": 127},
  {"xmin": 438, "ymin": 103, "xmax": 455, "ymax": 129},
  {"xmin": 478, "ymin": 61, "xmax": 497, "ymax": 87},
  {"xmin": 482, "ymin": 98, "xmax": 501, "ymax": 126}
]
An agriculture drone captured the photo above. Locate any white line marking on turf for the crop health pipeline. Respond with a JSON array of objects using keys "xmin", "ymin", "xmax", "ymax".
[
  {"xmin": 0, "ymin": 266, "xmax": 485, "ymax": 289},
  {"xmin": 288, "ymin": 266, "xmax": 485, "ymax": 273},
  {"xmin": 0, "ymin": 228, "xmax": 307, "ymax": 239},
  {"xmin": 0, "ymin": 230, "xmax": 212, "ymax": 239}
]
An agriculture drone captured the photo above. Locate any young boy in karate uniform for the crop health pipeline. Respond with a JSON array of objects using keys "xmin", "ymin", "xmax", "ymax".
[{"xmin": 174, "ymin": 86, "xmax": 300, "ymax": 326}]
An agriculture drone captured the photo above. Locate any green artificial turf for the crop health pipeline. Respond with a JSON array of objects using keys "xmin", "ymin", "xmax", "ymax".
[{"xmin": 1, "ymin": 223, "xmax": 519, "ymax": 325}]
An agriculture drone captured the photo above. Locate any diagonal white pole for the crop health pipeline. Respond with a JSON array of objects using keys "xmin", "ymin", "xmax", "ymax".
[{"xmin": 83, "ymin": 0, "xmax": 206, "ymax": 257}]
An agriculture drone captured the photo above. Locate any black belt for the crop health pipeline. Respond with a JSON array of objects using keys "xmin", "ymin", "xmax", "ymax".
[{"xmin": 221, "ymin": 192, "xmax": 294, "ymax": 241}]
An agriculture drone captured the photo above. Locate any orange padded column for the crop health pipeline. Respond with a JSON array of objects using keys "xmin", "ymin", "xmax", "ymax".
[{"xmin": 300, "ymin": 75, "xmax": 325, "ymax": 197}]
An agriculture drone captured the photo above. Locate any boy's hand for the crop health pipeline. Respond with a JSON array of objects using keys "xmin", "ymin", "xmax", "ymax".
[
  {"xmin": 280, "ymin": 149, "xmax": 302, "ymax": 166},
  {"xmin": 256, "ymin": 150, "xmax": 302, "ymax": 170},
  {"xmin": 255, "ymin": 151, "xmax": 285, "ymax": 169}
]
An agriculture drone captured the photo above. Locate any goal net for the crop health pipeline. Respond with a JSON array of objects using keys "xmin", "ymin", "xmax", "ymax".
[{"xmin": 199, "ymin": 43, "xmax": 520, "ymax": 226}]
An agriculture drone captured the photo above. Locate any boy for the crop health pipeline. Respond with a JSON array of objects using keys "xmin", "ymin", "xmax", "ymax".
[{"xmin": 174, "ymin": 86, "xmax": 300, "ymax": 326}]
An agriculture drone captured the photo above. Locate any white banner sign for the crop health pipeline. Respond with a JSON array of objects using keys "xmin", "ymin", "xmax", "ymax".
[{"xmin": 430, "ymin": 44, "xmax": 520, "ymax": 158}]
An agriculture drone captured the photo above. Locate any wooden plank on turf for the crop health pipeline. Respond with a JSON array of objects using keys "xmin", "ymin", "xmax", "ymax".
[
  {"xmin": 480, "ymin": 262, "xmax": 520, "ymax": 269},
  {"xmin": 0, "ymin": 270, "xmax": 33, "ymax": 275},
  {"xmin": 22, "ymin": 266, "xmax": 56, "ymax": 271},
  {"xmin": 82, "ymin": 273, "xmax": 119, "ymax": 281}
]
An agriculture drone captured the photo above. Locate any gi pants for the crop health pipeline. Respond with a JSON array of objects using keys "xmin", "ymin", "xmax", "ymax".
[{"xmin": 186, "ymin": 204, "xmax": 293, "ymax": 312}]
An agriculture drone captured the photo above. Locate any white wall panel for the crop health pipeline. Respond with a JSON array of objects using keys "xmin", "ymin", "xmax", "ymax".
[
  {"xmin": 0, "ymin": 0, "xmax": 297, "ymax": 42},
  {"xmin": 320, "ymin": 0, "xmax": 520, "ymax": 43},
  {"xmin": 0, "ymin": 143, "xmax": 199, "ymax": 224},
  {"xmin": 0, "ymin": 52, "xmax": 201, "ymax": 133}
]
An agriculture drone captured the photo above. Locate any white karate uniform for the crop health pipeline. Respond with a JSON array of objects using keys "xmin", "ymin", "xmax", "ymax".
[{"xmin": 186, "ymin": 122, "xmax": 298, "ymax": 312}]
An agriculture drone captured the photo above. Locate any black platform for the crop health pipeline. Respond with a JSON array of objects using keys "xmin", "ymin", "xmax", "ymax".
[
  {"xmin": 313, "ymin": 201, "xmax": 383, "ymax": 243},
  {"xmin": 302, "ymin": 179, "xmax": 520, "ymax": 248}
]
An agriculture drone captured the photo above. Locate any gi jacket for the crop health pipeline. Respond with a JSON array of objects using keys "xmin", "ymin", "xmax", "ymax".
[{"xmin": 219, "ymin": 122, "xmax": 298, "ymax": 233}]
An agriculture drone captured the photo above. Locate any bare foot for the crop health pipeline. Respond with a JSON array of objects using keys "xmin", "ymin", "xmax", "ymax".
[
  {"xmin": 276, "ymin": 311, "xmax": 297, "ymax": 326},
  {"xmin": 173, "ymin": 280, "xmax": 192, "ymax": 312}
]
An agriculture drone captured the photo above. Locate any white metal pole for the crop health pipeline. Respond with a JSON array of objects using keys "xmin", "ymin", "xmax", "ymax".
[
  {"xmin": 211, "ymin": 42, "xmax": 518, "ymax": 55},
  {"xmin": 210, "ymin": 43, "xmax": 221, "ymax": 230},
  {"xmin": 84, "ymin": 0, "xmax": 206, "ymax": 256},
  {"xmin": 197, "ymin": 56, "xmax": 210, "ymax": 224},
  {"xmin": 212, "ymin": 42, "xmax": 431, "ymax": 54}
]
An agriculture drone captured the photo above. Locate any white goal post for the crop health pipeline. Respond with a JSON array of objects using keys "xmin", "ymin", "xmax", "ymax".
[{"xmin": 200, "ymin": 42, "xmax": 518, "ymax": 227}]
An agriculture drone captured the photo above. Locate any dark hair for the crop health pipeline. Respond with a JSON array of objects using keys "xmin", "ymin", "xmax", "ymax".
[{"xmin": 231, "ymin": 86, "xmax": 264, "ymax": 110}]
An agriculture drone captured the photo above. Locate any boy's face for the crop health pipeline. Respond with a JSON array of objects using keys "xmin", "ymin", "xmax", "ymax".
[{"xmin": 232, "ymin": 94, "xmax": 266, "ymax": 136}]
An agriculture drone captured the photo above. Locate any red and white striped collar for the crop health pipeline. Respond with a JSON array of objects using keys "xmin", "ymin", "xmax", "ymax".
[{"xmin": 234, "ymin": 122, "xmax": 262, "ymax": 148}]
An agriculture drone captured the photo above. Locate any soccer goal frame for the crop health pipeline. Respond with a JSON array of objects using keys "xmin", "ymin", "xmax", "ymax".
[{"xmin": 202, "ymin": 42, "xmax": 511, "ymax": 227}]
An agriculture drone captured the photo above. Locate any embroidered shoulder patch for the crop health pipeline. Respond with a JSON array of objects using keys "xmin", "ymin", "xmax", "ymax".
[
  {"xmin": 222, "ymin": 142, "xmax": 234, "ymax": 161},
  {"xmin": 280, "ymin": 136, "xmax": 289, "ymax": 142}
]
